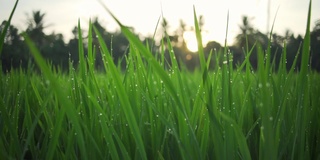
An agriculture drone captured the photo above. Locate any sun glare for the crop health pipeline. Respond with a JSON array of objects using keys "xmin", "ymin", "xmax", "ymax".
[
  {"xmin": 183, "ymin": 31, "xmax": 210, "ymax": 53},
  {"xmin": 183, "ymin": 31, "xmax": 198, "ymax": 52}
]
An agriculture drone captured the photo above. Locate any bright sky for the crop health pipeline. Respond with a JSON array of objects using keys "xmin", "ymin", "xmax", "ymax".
[{"xmin": 1, "ymin": 0, "xmax": 320, "ymax": 50}]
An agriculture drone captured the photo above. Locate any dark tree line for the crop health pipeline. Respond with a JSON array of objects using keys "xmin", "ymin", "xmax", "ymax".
[
  {"xmin": 1, "ymin": 10, "xmax": 319, "ymax": 72},
  {"xmin": 0, "ymin": 11, "xmax": 131, "ymax": 72}
]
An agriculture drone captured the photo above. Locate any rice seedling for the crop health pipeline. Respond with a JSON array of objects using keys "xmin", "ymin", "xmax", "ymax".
[{"xmin": 0, "ymin": 0, "xmax": 319, "ymax": 159}]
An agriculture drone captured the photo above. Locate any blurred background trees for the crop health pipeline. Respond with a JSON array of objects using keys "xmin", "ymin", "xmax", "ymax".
[{"xmin": 1, "ymin": 10, "xmax": 319, "ymax": 72}]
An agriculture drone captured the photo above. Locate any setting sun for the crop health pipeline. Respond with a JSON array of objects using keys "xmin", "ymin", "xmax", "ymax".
[
  {"xmin": 183, "ymin": 31, "xmax": 198, "ymax": 52},
  {"xmin": 183, "ymin": 31, "xmax": 210, "ymax": 52}
]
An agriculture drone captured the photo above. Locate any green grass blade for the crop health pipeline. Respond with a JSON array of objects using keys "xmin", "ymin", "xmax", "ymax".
[
  {"xmin": 265, "ymin": 7, "xmax": 279, "ymax": 75},
  {"xmin": 22, "ymin": 33, "xmax": 88, "ymax": 160},
  {"xmin": 77, "ymin": 20, "xmax": 87, "ymax": 81},
  {"xmin": 97, "ymin": 1, "xmax": 184, "ymax": 112},
  {"xmin": 292, "ymin": 0, "xmax": 312, "ymax": 159},
  {"xmin": 0, "ymin": 92, "xmax": 22, "ymax": 156},
  {"xmin": 256, "ymin": 43, "xmax": 277, "ymax": 160},
  {"xmin": 219, "ymin": 112, "xmax": 252, "ymax": 160},
  {"xmin": 193, "ymin": 6, "xmax": 205, "ymax": 72},
  {"xmin": 81, "ymin": 83, "xmax": 120, "ymax": 159},
  {"xmin": 87, "ymin": 19, "xmax": 95, "ymax": 74},
  {"xmin": 20, "ymin": 111, "xmax": 43, "ymax": 159},
  {"xmin": 93, "ymin": 25, "xmax": 147, "ymax": 159}
]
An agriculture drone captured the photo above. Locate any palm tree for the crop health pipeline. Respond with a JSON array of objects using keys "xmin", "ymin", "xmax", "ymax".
[
  {"xmin": 26, "ymin": 10, "xmax": 47, "ymax": 47},
  {"xmin": 234, "ymin": 16, "xmax": 270, "ymax": 69},
  {"xmin": 234, "ymin": 16, "xmax": 255, "ymax": 49}
]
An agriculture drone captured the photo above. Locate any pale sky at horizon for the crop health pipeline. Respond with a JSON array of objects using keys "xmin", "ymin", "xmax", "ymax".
[{"xmin": 1, "ymin": 0, "xmax": 320, "ymax": 47}]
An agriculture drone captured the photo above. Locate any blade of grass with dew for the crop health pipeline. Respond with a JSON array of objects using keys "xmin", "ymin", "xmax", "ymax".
[
  {"xmin": 97, "ymin": 0, "xmax": 185, "ymax": 121},
  {"xmin": 292, "ymin": 0, "xmax": 312, "ymax": 159},
  {"xmin": 1, "ymin": 70, "xmax": 29, "ymax": 157},
  {"xmin": 130, "ymin": 43, "xmax": 147, "ymax": 85},
  {"xmin": 219, "ymin": 112, "xmax": 252, "ymax": 160},
  {"xmin": 22, "ymin": 33, "xmax": 88, "ymax": 160},
  {"xmin": 277, "ymin": 41, "xmax": 288, "ymax": 77},
  {"xmin": 193, "ymin": 8, "xmax": 225, "ymax": 158},
  {"xmin": 20, "ymin": 110, "xmax": 43, "ymax": 159},
  {"xmin": 87, "ymin": 20, "xmax": 99, "ymax": 90},
  {"xmin": 139, "ymin": 87, "xmax": 187, "ymax": 159},
  {"xmin": 0, "ymin": 92, "xmax": 22, "ymax": 157},
  {"xmin": 85, "ymin": 21, "xmax": 101, "ymax": 114},
  {"xmin": 123, "ymin": 46, "xmax": 141, "ymax": 113},
  {"xmin": 82, "ymin": 21, "xmax": 124, "ymax": 159},
  {"xmin": 98, "ymin": 3, "xmax": 203, "ymax": 159},
  {"xmin": 308, "ymin": 73, "xmax": 320, "ymax": 159},
  {"xmin": 192, "ymin": 48, "xmax": 224, "ymax": 159},
  {"xmin": 221, "ymin": 11, "xmax": 239, "ymax": 160},
  {"xmin": 165, "ymin": 34, "xmax": 193, "ymax": 114},
  {"xmin": 93, "ymin": 26, "xmax": 147, "ymax": 159},
  {"xmin": 150, "ymin": 15, "xmax": 161, "ymax": 52},
  {"xmin": 236, "ymin": 42, "xmax": 256, "ymax": 73},
  {"xmin": 77, "ymin": 20, "xmax": 87, "ymax": 82},
  {"xmin": 206, "ymin": 50, "xmax": 213, "ymax": 69},
  {"xmin": 259, "ymin": 8, "xmax": 280, "ymax": 160},
  {"xmin": 205, "ymin": 89, "xmax": 225, "ymax": 159},
  {"xmin": 87, "ymin": 19, "xmax": 96, "ymax": 76},
  {"xmin": 192, "ymin": 6, "xmax": 222, "ymax": 158},
  {"xmin": 196, "ymin": 9, "xmax": 227, "ymax": 158},
  {"xmin": 165, "ymin": 33, "xmax": 202, "ymax": 159},
  {"xmin": 160, "ymin": 39, "xmax": 166, "ymax": 69},
  {"xmin": 64, "ymin": 127, "xmax": 77, "ymax": 158},
  {"xmin": 265, "ymin": 7, "xmax": 279, "ymax": 76},
  {"xmin": 81, "ymin": 83, "xmax": 122, "ymax": 159},
  {"xmin": 256, "ymin": 43, "xmax": 277, "ymax": 160},
  {"xmin": 238, "ymin": 81, "xmax": 254, "ymax": 127},
  {"xmin": 193, "ymin": 6, "xmax": 206, "ymax": 74},
  {"xmin": 272, "ymin": 42, "xmax": 297, "ymax": 158}
]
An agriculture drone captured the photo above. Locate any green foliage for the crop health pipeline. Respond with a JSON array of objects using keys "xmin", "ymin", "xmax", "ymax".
[{"xmin": 1, "ymin": 0, "xmax": 320, "ymax": 159}]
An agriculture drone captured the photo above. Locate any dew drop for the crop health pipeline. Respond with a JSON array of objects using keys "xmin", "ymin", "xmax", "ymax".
[{"xmin": 269, "ymin": 116, "xmax": 273, "ymax": 121}]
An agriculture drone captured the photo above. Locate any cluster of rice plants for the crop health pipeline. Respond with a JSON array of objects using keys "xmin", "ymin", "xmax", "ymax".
[{"xmin": 1, "ymin": 0, "xmax": 319, "ymax": 159}]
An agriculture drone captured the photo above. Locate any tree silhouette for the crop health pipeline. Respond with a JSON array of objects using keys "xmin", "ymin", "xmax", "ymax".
[
  {"xmin": 67, "ymin": 26, "xmax": 80, "ymax": 67},
  {"xmin": 270, "ymin": 33, "xmax": 284, "ymax": 70},
  {"xmin": 0, "ymin": 21, "xmax": 28, "ymax": 71},
  {"xmin": 310, "ymin": 19, "xmax": 320, "ymax": 71},
  {"xmin": 25, "ymin": 10, "xmax": 69, "ymax": 71},
  {"xmin": 90, "ymin": 18, "xmax": 130, "ymax": 70},
  {"xmin": 1, "ymin": 9, "xmax": 319, "ymax": 72},
  {"xmin": 26, "ymin": 11, "xmax": 47, "ymax": 48},
  {"xmin": 234, "ymin": 16, "xmax": 269, "ymax": 69},
  {"xmin": 43, "ymin": 32, "xmax": 68, "ymax": 69},
  {"xmin": 285, "ymin": 30, "xmax": 303, "ymax": 70},
  {"xmin": 234, "ymin": 16, "xmax": 255, "ymax": 68},
  {"xmin": 160, "ymin": 18, "xmax": 178, "ymax": 44},
  {"xmin": 235, "ymin": 16, "xmax": 255, "ymax": 49},
  {"xmin": 203, "ymin": 41, "xmax": 222, "ymax": 69}
]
